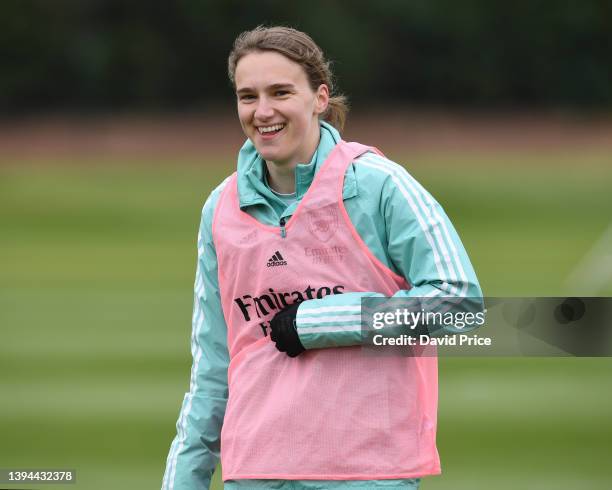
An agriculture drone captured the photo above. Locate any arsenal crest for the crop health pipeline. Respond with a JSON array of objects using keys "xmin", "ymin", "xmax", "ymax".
[{"xmin": 307, "ymin": 205, "xmax": 338, "ymax": 242}]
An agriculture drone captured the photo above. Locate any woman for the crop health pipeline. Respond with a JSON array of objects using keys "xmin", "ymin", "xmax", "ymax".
[{"xmin": 163, "ymin": 26, "xmax": 481, "ymax": 490}]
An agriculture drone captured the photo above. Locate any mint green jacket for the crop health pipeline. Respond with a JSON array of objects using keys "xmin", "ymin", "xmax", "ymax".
[{"xmin": 162, "ymin": 121, "xmax": 482, "ymax": 489}]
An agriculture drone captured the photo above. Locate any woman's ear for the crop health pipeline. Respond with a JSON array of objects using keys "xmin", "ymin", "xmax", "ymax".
[{"xmin": 314, "ymin": 84, "xmax": 330, "ymax": 115}]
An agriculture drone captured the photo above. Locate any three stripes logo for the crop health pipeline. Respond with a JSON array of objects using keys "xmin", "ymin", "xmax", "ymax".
[{"xmin": 267, "ymin": 250, "xmax": 287, "ymax": 268}]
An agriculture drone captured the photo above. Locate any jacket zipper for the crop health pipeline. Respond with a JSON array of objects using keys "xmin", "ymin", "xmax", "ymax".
[{"xmin": 279, "ymin": 217, "xmax": 287, "ymax": 238}]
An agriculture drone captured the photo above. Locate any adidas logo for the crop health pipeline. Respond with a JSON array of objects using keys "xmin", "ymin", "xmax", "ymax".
[{"xmin": 266, "ymin": 250, "xmax": 287, "ymax": 267}]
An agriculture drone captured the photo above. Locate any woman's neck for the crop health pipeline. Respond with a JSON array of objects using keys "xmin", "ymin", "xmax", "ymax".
[{"xmin": 265, "ymin": 163, "xmax": 296, "ymax": 194}]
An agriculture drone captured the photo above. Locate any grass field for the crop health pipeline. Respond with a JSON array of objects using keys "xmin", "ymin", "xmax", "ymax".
[{"xmin": 1, "ymin": 149, "xmax": 611, "ymax": 490}]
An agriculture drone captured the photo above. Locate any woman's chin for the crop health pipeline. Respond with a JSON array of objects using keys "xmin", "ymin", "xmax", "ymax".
[{"xmin": 258, "ymin": 150, "xmax": 288, "ymax": 165}]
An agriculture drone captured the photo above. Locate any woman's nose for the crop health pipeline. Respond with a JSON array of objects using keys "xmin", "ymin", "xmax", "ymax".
[{"xmin": 254, "ymin": 97, "xmax": 274, "ymax": 120}]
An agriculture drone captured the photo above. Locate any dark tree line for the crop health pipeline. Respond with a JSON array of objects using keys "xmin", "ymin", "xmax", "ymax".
[{"xmin": 1, "ymin": 0, "xmax": 611, "ymax": 113}]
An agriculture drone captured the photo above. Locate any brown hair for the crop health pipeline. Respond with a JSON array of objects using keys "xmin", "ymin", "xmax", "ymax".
[{"xmin": 228, "ymin": 26, "xmax": 349, "ymax": 132}]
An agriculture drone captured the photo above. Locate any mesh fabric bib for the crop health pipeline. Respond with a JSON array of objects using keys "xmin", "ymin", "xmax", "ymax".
[{"xmin": 213, "ymin": 141, "xmax": 441, "ymax": 480}]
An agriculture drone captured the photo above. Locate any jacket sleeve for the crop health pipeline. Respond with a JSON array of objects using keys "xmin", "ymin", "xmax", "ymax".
[
  {"xmin": 295, "ymin": 155, "xmax": 483, "ymax": 349},
  {"xmin": 162, "ymin": 189, "xmax": 229, "ymax": 490}
]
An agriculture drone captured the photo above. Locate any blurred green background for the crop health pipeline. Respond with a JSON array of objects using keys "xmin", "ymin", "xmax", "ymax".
[{"xmin": 1, "ymin": 1, "xmax": 612, "ymax": 490}]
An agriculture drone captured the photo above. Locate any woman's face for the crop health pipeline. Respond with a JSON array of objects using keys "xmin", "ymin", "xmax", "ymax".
[{"xmin": 234, "ymin": 51, "xmax": 329, "ymax": 168}]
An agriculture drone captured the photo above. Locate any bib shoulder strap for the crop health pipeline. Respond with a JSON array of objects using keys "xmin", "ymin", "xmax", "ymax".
[{"xmin": 303, "ymin": 141, "xmax": 385, "ymax": 208}]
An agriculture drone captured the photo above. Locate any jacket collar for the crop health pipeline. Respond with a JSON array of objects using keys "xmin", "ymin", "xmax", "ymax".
[{"xmin": 236, "ymin": 120, "xmax": 358, "ymax": 210}]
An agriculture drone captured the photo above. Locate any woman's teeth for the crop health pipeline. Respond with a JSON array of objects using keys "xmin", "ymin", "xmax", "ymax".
[{"xmin": 258, "ymin": 124, "xmax": 285, "ymax": 134}]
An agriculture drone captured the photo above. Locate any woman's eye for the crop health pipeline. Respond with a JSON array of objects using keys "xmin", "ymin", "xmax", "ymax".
[
  {"xmin": 275, "ymin": 90, "xmax": 289, "ymax": 97},
  {"xmin": 239, "ymin": 94, "xmax": 256, "ymax": 101}
]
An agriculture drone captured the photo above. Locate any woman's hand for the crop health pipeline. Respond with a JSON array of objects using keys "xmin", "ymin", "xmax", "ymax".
[{"xmin": 270, "ymin": 303, "xmax": 306, "ymax": 357}]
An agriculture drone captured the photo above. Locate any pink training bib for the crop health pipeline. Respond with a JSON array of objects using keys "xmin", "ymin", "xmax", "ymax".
[{"xmin": 213, "ymin": 141, "xmax": 441, "ymax": 480}]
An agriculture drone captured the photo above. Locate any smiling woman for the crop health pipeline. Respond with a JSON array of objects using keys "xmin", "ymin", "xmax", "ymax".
[
  {"xmin": 233, "ymin": 50, "xmax": 328, "ymax": 193},
  {"xmin": 228, "ymin": 28, "xmax": 344, "ymax": 196},
  {"xmin": 162, "ymin": 25, "xmax": 482, "ymax": 490}
]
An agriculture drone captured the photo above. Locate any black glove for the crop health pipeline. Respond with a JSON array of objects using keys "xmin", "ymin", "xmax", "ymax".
[{"xmin": 269, "ymin": 302, "xmax": 306, "ymax": 358}]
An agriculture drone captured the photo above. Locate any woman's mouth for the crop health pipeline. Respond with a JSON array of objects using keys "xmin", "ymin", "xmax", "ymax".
[{"xmin": 257, "ymin": 123, "xmax": 285, "ymax": 139}]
